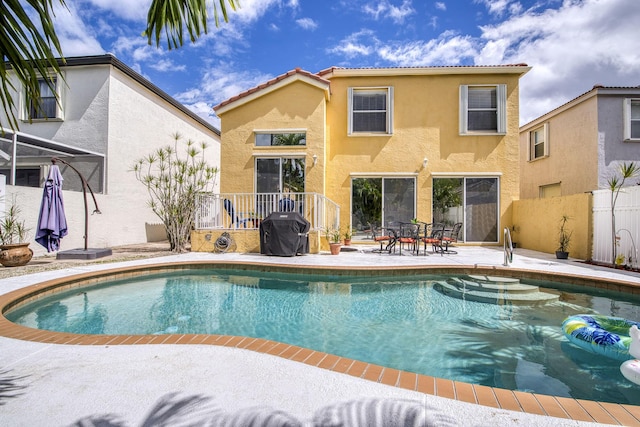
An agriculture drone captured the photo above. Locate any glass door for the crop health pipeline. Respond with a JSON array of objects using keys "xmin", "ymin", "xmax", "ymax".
[
  {"xmin": 351, "ymin": 177, "xmax": 415, "ymax": 240},
  {"xmin": 432, "ymin": 177, "xmax": 499, "ymax": 243},
  {"xmin": 256, "ymin": 157, "xmax": 305, "ymax": 217}
]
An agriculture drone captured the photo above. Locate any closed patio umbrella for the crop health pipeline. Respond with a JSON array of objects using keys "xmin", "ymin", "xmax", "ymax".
[{"xmin": 36, "ymin": 165, "xmax": 68, "ymax": 252}]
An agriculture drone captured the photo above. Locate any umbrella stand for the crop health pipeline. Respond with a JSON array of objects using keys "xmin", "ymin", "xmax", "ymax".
[{"xmin": 52, "ymin": 158, "xmax": 112, "ymax": 260}]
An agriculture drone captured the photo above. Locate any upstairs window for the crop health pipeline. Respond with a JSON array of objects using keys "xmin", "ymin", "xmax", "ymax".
[
  {"xmin": 26, "ymin": 76, "xmax": 63, "ymax": 121},
  {"xmin": 255, "ymin": 132, "xmax": 306, "ymax": 146},
  {"xmin": 459, "ymin": 84, "xmax": 506, "ymax": 134},
  {"xmin": 348, "ymin": 87, "xmax": 393, "ymax": 135},
  {"xmin": 624, "ymin": 99, "xmax": 640, "ymax": 141},
  {"xmin": 529, "ymin": 124, "xmax": 549, "ymax": 160}
]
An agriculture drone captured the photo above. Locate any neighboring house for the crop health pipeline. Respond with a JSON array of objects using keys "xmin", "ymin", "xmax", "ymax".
[
  {"xmin": 519, "ymin": 85, "xmax": 640, "ymax": 199},
  {"xmin": 0, "ymin": 54, "xmax": 220, "ymax": 256},
  {"xmin": 196, "ymin": 64, "xmax": 529, "ymax": 253}
]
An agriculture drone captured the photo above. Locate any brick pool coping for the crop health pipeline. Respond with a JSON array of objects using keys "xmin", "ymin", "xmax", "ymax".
[{"xmin": 1, "ymin": 261, "xmax": 640, "ymax": 426}]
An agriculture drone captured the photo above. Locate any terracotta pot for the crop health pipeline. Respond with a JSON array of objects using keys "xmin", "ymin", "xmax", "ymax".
[
  {"xmin": 343, "ymin": 239, "xmax": 351, "ymax": 246},
  {"xmin": 0, "ymin": 243, "xmax": 33, "ymax": 267},
  {"xmin": 329, "ymin": 243, "xmax": 341, "ymax": 255}
]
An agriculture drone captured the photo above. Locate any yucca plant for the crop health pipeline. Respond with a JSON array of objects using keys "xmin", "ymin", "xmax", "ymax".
[
  {"xmin": 608, "ymin": 162, "xmax": 640, "ymax": 265},
  {"xmin": 132, "ymin": 133, "xmax": 218, "ymax": 252},
  {"xmin": 0, "ymin": 195, "xmax": 30, "ymax": 245}
]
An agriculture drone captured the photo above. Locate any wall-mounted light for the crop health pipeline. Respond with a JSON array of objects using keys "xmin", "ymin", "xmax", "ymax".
[
  {"xmin": 422, "ymin": 157, "xmax": 428, "ymax": 168},
  {"xmin": 312, "ymin": 154, "xmax": 318, "ymax": 166}
]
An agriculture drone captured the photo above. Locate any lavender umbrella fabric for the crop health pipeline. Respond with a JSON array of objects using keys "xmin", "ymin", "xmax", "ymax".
[{"xmin": 35, "ymin": 165, "xmax": 68, "ymax": 252}]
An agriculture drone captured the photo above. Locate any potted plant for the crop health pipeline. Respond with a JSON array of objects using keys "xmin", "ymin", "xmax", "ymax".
[
  {"xmin": 325, "ymin": 227, "xmax": 342, "ymax": 255},
  {"xmin": 343, "ymin": 227, "xmax": 353, "ymax": 246},
  {"xmin": 0, "ymin": 195, "xmax": 33, "ymax": 267},
  {"xmin": 556, "ymin": 215, "xmax": 572, "ymax": 259},
  {"xmin": 510, "ymin": 224, "xmax": 519, "ymax": 249}
]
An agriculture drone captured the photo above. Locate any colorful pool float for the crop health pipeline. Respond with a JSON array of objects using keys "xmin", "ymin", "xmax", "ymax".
[{"xmin": 562, "ymin": 314, "xmax": 640, "ymax": 361}]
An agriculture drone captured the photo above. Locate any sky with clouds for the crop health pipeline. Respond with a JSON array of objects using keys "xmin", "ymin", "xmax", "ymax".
[{"xmin": 50, "ymin": 0, "xmax": 640, "ymax": 128}]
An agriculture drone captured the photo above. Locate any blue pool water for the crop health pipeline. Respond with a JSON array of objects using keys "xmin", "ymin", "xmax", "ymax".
[{"xmin": 6, "ymin": 269, "xmax": 640, "ymax": 404}]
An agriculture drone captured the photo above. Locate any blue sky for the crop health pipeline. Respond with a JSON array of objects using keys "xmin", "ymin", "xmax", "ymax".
[{"xmin": 50, "ymin": 0, "xmax": 640, "ymax": 128}]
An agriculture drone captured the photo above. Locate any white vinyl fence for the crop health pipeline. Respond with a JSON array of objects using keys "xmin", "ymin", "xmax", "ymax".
[{"xmin": 592, "ymin": 186, "xmax": 640, "ymax": 268}]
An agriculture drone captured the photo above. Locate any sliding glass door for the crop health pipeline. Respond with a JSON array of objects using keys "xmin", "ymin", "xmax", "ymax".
[
  {"xmin": 432, "ymin": 177, "xmax": 499, "ymax": 243},
  {"xmin": 351, "ymin": 177, "xmax": 415, "ymax": 239}
]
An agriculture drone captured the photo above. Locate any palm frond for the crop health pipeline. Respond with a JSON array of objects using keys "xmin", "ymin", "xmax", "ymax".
[
  {"xmin": 144, "ymin": 0, "xmax": 239, "ymax": 49},
  {"xmin": 1, "ymin": 0, "xmax": 67, "ymax": 132}
]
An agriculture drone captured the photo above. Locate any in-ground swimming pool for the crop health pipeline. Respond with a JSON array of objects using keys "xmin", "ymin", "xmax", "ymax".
[{"xmin": 5, "ymin": 267, "xmax": 640, "ymax": 405}]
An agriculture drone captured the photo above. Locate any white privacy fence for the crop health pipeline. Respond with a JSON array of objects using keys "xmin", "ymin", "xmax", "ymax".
[
  {"xmin": 592, "ymin": 186, "xmax": 640, "ymax": 267},
  {"xmin": 194, "ymin": 192, "xmax": 340, "ymax": 232}
]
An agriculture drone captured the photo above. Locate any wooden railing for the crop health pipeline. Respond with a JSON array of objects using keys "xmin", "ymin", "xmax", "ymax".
[{"xmin": 195, "ymin": 192, "xmax": 340, "ymax": 231}]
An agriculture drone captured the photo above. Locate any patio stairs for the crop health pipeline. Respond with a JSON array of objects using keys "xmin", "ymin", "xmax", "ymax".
[{"xmin": 433, "ymin": 275, "xmax": 559, "ymax": 306}]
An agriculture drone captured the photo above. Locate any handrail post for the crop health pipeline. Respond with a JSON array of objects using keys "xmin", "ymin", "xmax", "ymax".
[{"xmin": 503, "ymin": 227, "xmax": 513, "ymax": 266}]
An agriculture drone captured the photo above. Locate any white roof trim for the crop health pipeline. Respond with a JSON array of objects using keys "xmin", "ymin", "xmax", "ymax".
[{"xmin": 215, "ymin": 74, "xmax": 330, "ymax": 115}]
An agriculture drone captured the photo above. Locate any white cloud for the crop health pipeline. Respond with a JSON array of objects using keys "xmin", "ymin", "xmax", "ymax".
[
  {"xmin": 174, "ymin": 62, "xmax": 273, "ymax": 120},
  {"xmin": 475, "ymin": 0, "xmax": 640, "ymax": 124},
  {"xmin": 327, "ymin": 29, "xmax": 377, "ymax": 59},
  {"xmin": 435, "ymin": 2, "xmax": 446, "ymax": 11},
  {"xmin": 475, "ymin": 0, "xmax": 514, "ymax": 17},
  {"xmin": 149, "ymin": 59, "xmax": 187, "ymax": 72},
  {"xmin": 363, "ymin": 0, "xmax": 415, "ymax": 24},
  {"xmin": 84, "ymin": 0, "xmax": 150, "ymax": 21},
  {"xmin": 378, "ymin": 32, "xmax": 477, "ymax": 66},
  {"xmin": 329, "ymin": 29, "xmax": 476, "ymax": 66},
  {"xmin": 52, "ymin": 2, "xmax": 104, "ymax": 56},
  {"xmin": 296, "ymin": 17, "xmax": 318, "ymax": 30}
]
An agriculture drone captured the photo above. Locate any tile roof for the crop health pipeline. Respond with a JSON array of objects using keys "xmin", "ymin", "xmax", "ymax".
[
  {"xmin": 213, "ymin": 68, "xmax": 330, "ymax": 112},
  {"xmin": 214, "ymin": 63, "xmax": 530, "ymax": 113},
  {"xmin": 521, "ymin": 84, "xmax": 640, "ymax": 128}
]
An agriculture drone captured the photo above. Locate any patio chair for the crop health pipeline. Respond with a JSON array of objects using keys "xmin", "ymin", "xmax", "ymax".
[
  {"xmin": 420, "ymin": 222, "xmax": 445, "ymax": 255},
  {"xmin": 398, "ymin": 222, "xmax": 421, "ymax": 255},
  {"xmin": 441, "ymin": 222, "xmax": 463, "ymax": 254},
  {"xmin": 223, "ymin": 199, "xmax": 251, "ymax": 228},
  {"xmin": 278, "ymin": 197, "xmax": 295, "ymax": 212},
  {"xmin": 371, "ymin": 223, "xmax": 397, "ymax": 254}
]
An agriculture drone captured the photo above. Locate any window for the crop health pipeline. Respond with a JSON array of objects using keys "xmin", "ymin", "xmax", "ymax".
[
  {"xmin": 539, "ymin": 183, "xmax": 561, "ymax": 198},
  {"xmin": 348, "ymin": 87, "xmax": 393, "ymax": 135},
  {"xmin": 255, "ymin": 132, "xmax": 306, "ymax": 146},
  {"xmin": 26, "ymin": 76, "xmax": 63, "ymax": 121},
  {"xmin": 459, "ymin": 85, "xmax": 506, "ymax": 134},
  {"xmin": 0, "ymin": 168, "xmax": 41, "ymax": 187},
  {"xmin": 256, "ymin": 157, "xmax": 305, "ymax": 194},
  {"xmin": 529, "ymin": 124, "xmax": 549, "ymax": 160},
  {"xmin": 624, "ymin": 99, "xmax": 640, "ymax": 141}
]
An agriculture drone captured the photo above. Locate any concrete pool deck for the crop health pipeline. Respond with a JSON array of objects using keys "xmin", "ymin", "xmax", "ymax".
[{"xmin": 1, "ymin": 245, "xmax": 640, "ymax": 426}]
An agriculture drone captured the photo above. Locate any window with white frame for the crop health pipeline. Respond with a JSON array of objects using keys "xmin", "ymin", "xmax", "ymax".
[
  {"xmin": 529, "ymin": 124, "xmax": 548, "ymax": 160},
  {"xmin": 25, "ymin": 76, "xmax": 63, "ymax": 121},
  {"xmin": 459, "ymin": 84, "xmax": 506, "ymax": 134},
  {"xmin": 624, "ymin": 99, "xmax": 640, "ymax": 141},
  {"xmin": 255, "ymin": 132, "xmax": 306, "ymax": 146},
  {"xmin": 348, "ymin": 87, "xmax": 393, "ymax": 135}
]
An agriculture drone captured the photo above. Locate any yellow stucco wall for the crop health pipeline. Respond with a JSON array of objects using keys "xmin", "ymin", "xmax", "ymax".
[
  {"xmin": 325, "ymin": 73, "xmax": 523, "ymax": 238},
  {"xmin": 191, "ymin": 229, "xmax": 322, "ymax": 254},
  {"xmin": 519, "ymin": 96, "xmax": 599, "ymax": 199},
  {"xmin": 218, "ymin": 80, "xmax": 327, "ymax": 195},
  {"xmin": 512, "ymin": 193, "xmax": 592, "ymax": 260}
]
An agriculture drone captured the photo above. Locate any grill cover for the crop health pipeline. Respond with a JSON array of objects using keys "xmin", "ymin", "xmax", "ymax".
[{"xmin": 260, "ymin": 212, "xmax": 310, "ymax": 256}]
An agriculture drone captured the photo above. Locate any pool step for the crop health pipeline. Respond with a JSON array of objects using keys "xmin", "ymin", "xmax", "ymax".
[{"xmin": 433, "ymin": 275, "xmax": 559, "ymax": 306}]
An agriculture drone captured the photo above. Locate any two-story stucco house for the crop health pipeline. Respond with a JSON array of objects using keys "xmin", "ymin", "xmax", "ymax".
[
  {"xmin": 0, "ymin": 54, "xmax": 220, "ymax": 256},
  {"xmin": 519, "ymin": 85, "xmax": 640, "ymax": 199},
  {"xmin": 194, "ymin": 64, "xmax": 529, "ymax": 253}
]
